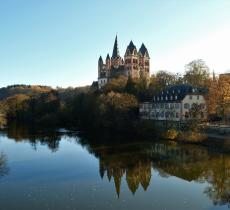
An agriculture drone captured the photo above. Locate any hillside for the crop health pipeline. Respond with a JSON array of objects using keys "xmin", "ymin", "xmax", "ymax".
[{"xmin": 0, "ymin": 85, "xmax": 52, "ymax": 101}]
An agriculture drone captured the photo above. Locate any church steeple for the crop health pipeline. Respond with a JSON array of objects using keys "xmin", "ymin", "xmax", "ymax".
[
  {"xmin": 212, "ymin": 70, "xmax": 216, "ymax": 81},
  {"xmin": 112, "ymin": 35, "xmax": 120, "ymax": 59}
]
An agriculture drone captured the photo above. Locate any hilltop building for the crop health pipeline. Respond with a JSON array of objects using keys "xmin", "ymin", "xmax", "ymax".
[
  {"xmin": 98, "ymin": 36, "xmax": 150, "ymax": 89},
  {"xmin": 139, "ymin": 84, "xmax": 207, "ymax": 122}
]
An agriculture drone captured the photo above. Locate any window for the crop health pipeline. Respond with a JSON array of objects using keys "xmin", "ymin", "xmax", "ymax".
[
  {"xmin": 171, "ymin": 112, "xmax": 175, "ymax": 118},
  {"xmin": 175, "ymin": 95, "xmax": 178, "ymax": 100},
  {"xmin": 176, "ymin": 112, "xmax": 179, "ymax": 118},
  {"xmin": 161, "ymin": 112, "xmax": 164, "ymax": 118},
  {"xmin": 151, "ymin": 112, "xmax": 155, "ymax": 118},
  {"xmin": 160, "ymin": 103, "xmax": 164, "ymax": 108},
  {"xmin": 170, "ymin": 95, "xmax": 173, "ymax": 100},
  {"xmin": 156, "ymin": 112, "xmax": 160, "ymax": 118},
  {"xmin": 197, "ymin": 95, "xmax": 200, "ymax": 100},
  {"xmin": 170, "ymin": 103, "xmax": 174, "ymax": 109},
  {"xmin": 165, "ymin": 112, "xmax": 169, "ymax": 118},
  {"xmin": 189, "ymin": 95, "xmax": 192, "ymax": 100},
  {"xmin": 184, "ymin": 103, "xmax": 190, "ymax": 109},
  {"xmin": 165, "ymin": 103, "xmax": 169, "ymax": 109},
  {"xmin": 175, "ymin": 103, "xmax": 180, "ymax": 109}
]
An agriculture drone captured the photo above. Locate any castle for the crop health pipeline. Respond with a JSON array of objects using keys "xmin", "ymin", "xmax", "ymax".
[{"xmin": 98, "ymin": 36, "xmax": 150, "ymax": 89}]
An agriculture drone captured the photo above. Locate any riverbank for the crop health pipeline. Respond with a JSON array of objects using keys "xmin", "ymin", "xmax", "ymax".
[{"xmin": 1, "ymin": 122, "xmax": 230, "ymax": 154}]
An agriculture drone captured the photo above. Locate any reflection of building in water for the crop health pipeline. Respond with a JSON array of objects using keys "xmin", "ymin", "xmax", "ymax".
[
  {"xmin": 2, "ymin": 126, "xmax": 230, "ymax": 207},
  {"xmin": 99, "ymin": 158, "xmax": 152, "ymax": 196},
  {"xmin": 87, "ymin": 140, "xmax": 230, "ymax": 205}
]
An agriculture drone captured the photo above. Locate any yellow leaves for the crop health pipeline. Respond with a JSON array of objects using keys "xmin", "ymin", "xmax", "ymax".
[
  {"xmin": 164, "ymin": 129, "xmax": 178, "ymax": 140},
  {"xmin": 100, "ymin": 92, "xmax": 138, "ymax": 111}
]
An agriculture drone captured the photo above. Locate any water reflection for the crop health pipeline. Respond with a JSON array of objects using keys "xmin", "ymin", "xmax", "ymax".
[
  {"xmin": 0, "ymin": 152, "xmax": 9, "ymax": 178},
  {"xmin": 80, "ymin": 137, "xmax": 230, "ymax": 207},
  {"xmin": 4, "ymin": 124, "xmax": 63, "ymax": 152},
  {"xmin": 1, "ymin": 125, "xmax": 230, "ymax": 208}
]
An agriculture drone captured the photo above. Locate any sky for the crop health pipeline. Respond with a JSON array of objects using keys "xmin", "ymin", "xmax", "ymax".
[{"xmin": 0, "ymin": 0, "xmax": 230, "ymax": 88}]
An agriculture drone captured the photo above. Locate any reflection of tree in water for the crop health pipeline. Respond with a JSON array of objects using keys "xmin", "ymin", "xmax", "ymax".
[
  {"xmin": 4, "ymin": 124, "xmax": 62, "ymax": 152},
  {"xmin": 2, "ymin": 125, "xmax": 230, "ymax": 207},
  {"xmin": 203, "ymin": 155, "xmax": 230, "ymax": 208},
  {"xmin": 82, "ymin": 138, "xmax": 230, "ymax": 207},
  {"xmin": 0, "ymin": 152, "xmax": 9, "ymax": 178}
]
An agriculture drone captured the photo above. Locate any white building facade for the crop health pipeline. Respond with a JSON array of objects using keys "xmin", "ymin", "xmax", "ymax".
[{"xmin": 139, "ymin": 85, "xmax": 207, "ymax": 122}]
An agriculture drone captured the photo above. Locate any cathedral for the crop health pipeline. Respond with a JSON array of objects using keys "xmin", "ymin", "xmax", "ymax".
[{"xmin": 98, "ymin": 36, "xmax": 150, "ymax": 89}]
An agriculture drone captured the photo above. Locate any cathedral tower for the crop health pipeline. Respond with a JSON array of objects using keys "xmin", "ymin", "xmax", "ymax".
[
  {"xmin": 124, "ymin": 41, "xmax": 139, "ymax": 78},
  {"xmin": 98, "ymin": 56, "xmax": 104, "ymax": 76},
  {"xmin": 111, "ymin": 35, "xmax": 122, "ymax": 68},
  {"xmin": 138, "ymin": 43, "xmax": 150, "ymax": 79},
  {"xmin": 106, "ymin": 53, "xmax": 111, "ymax": 70}
]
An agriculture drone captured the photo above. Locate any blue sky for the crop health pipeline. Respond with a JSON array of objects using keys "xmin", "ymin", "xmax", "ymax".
[{"xmin": 0, "ymin": 0, "xmax": 230, "ymax": 88}]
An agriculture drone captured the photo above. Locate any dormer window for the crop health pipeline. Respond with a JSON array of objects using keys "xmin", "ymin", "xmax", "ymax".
[
  {"xmin": 161, "ymin": 96, "xmax": 163, "ymax": 100},
  {"xmin": 175, "ymin": 95, "xmax": 178, "ymax": 100},
  {"xmin": 166, "ymin": 96, "xmax": 168, "ymax": 101},
  {"xmin": 170, "ymin": 95, "xmax": 173, "ymax": 100}
]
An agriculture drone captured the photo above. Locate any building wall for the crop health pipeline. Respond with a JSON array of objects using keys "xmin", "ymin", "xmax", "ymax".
[
  {"xmin": 181, "ymin": 95, "xmax": 206, "ymax": 120},
  {"xmin": 139, "ymin": 102, "xmax": 181, "ymax": 121},
  {"xmin": 139, "ymin": 94, "xmax": 207, "ymax": 122},
  {"xmin": 98, "ymin": 78, "xmax": 108, "ymax": 89},
  {"xmin": 139, "ymin": 56, "xmax": 150, "ymax": 80},
  {"xmin": 124, "ymin": 54, "xmax": 139, "ymax": 78}
]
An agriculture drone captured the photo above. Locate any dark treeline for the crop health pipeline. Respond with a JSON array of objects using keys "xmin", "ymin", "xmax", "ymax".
[
  {"xmin": 0, "ymin": 59, "xmax": 230, "ymax": 136},
  {"xmin": 1, "ymin": 82, "xmax": 156, "ymax": 136}
]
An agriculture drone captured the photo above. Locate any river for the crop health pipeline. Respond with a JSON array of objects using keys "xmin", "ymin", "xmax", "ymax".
[{"xmin": 0, "ymin": 126, "xmax": 229, "ymax": 210}]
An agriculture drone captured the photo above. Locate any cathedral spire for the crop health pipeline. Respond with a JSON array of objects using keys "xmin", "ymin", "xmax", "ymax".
[
  {"xmin": 112, "ymin": 35, "xmax": 120, "ymax": 59},
  {"xmin": 213, "ymin": 70, "xmax": 216, "ymax": 81}
]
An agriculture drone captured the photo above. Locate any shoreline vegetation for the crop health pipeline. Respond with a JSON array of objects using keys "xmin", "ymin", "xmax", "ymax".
[{"xmin": 0, "ymin": 60, "xmax": 230, "ymax": 149}]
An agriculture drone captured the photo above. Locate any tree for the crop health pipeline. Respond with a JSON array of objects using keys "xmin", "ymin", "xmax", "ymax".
[
  {"xmin": 206, "ymin": 77, "xmax": 219, "ymax": 116},
  {"xmin": 218, "ymin": 74, "xmax": 230, "ymax": 122},
  {"xmin": 184, "ymin": 59, "xmax": 210, "ymax": 88},
  {"xmin": 125, "ymin": 76, "xmax": 136, "ymax": 95},
  {"xmin": 103, "ymin": 76, "xmax": 127, "ymax": 93}
]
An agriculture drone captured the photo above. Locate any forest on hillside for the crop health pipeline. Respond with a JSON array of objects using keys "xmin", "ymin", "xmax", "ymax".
[{"xmin": 0, "ymin": 60, "xmax": 230, "ymax": 137}]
